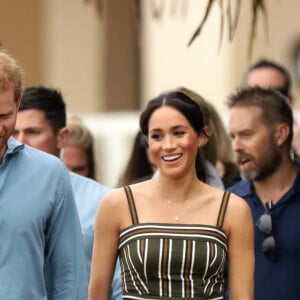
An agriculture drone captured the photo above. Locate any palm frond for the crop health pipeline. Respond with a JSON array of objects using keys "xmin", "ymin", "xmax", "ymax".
[
  {"xmin": 217, "ymin": 0, "xmax": 225, "ymax": 52},
  {"xmin": 187, "ymin": 0, "xmax": 216, "ymax": 47},
  {"xmin": 188, "ymin": 0, "xmax": 268, "ymax": 58},
  {"xmin": 227, "ymin": 0, "xmax": 241, "ymax": 40},
  {"xmin": 84, "ymin": 0, "xmax": 269, "ymax": 58},
  {"xmin": 248, "ymin": 0, "xmax": 268, "ymax": 58}
]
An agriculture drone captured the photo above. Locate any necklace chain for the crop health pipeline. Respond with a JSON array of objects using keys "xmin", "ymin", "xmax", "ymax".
[{"xmin": 167, "ymin": 197, "xmax": 196, "ymax": 222}]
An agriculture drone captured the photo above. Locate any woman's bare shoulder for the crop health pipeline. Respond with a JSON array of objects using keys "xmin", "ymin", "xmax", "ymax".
[
  {"xmin": 105, "ymin": 186, "xmax": 127, "ymax": 197},
  {"xmin": 227, "ymin": 192, "xmax": 250, "ymax": 212},
  {"xmin": 95, "ymin": 186, "xmax": 133, "ymax": 228},
  {"xmin": 99, "ymin": 187, "xmax": 128, "ymax": 210},
  {"xmin": 225, "ymin": 192, "xmax": 253, "ymax": 230}
]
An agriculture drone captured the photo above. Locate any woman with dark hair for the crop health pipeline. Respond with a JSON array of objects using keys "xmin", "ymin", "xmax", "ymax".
[
  {"xmin": 118, "ymin": 130, "xmax": 156, "ymax": 186},
  {"xmin": 89, "ymin": 91, "xmax": 254, "ymax": 300}
]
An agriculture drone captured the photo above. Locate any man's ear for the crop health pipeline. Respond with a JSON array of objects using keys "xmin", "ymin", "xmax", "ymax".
[
  {"xmin": 57, "ymin": 127, "xmax": 69, "ymax": 149},
  {"xmin": 275, "ymin": 123, "xmax": 290, "ymax": 146},
  {"xmin": 16, "ymin": 95, "xmax": 21, "ymax": 110}
]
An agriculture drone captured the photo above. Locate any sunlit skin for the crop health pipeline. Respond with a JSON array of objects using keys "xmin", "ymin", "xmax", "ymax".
[
  {"xmin": 229, "ymin": 105, "xmax": 281, "ymax": 181},
  {"xmin": 0, "ymin": 88, "xmax": 20, "ymax": 161},
  {"xmin": 62, "ymin": 145, "xmax": 89, "ymax": 177},
  {"xmin": 13, "ymin": 109, "xmax": 61, "ymax": 156},
  {"xmin": 147, "ymin": 106, "xmax": 206, "ymax": 180}
]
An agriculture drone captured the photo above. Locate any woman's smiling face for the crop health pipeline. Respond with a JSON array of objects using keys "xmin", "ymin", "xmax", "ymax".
[{"xmin": 147, "ymin": 105, "xmax": 206, "ymax": 179}]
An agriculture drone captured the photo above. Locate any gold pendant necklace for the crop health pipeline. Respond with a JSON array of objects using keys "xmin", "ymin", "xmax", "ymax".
[{"xmin": 167, "ymin": 197, "xmax": 196, "ymax": 222}]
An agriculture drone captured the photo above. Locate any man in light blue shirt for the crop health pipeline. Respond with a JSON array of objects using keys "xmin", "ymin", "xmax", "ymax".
[
  {"xmin": 0, "ymin": 51, "xmax": 88, "ymax": 299},
  {"xmin": 14, "ymin": 85, "xmax": 122, "ymax": 299}
]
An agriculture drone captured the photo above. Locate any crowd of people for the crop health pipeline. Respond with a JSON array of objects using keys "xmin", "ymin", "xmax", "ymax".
[{"xmin": 1, "ymin": 47, "xmax": 300, "ymax": 300}]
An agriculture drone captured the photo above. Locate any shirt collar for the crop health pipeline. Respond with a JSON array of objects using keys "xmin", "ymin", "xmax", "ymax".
[{"xmin": 6, "ymin": 137, "xmax": 24, "ymax": 155}]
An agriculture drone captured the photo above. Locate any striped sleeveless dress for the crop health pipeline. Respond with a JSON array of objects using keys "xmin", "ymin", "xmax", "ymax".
[{"xmin": 118, "ymin": 185, "xmax": 230, "ymax": 300}]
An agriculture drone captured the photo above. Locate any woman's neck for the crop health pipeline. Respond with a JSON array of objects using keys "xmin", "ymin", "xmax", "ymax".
[{"xmin": 154, "ymin": 173, "xmax": 202, "ymax": 202}]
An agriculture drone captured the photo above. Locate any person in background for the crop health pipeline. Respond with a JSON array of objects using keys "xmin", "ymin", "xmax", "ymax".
[
  {"xmin": 0, "ymin": 51, "xmax": 88, "ymax": 299},
  {"xmin": 13, "ymin": 86, "xmax": 122, "ymax": 300},
  {"xmin": 206, "ymin": 101, "xmax": 241, "ymax": 187},
  {"xmin": 62, "ymin": 117, "xmax": 96, "ymax": 179},
  {"xmin": 227, "ymin": 86, "xmax": 300, "ymax": 299},
  {"xmin": 245, "ymin": 58, "xmax": 300, "ymax": 158},
  {"xmin": 89, "ymin": 91, "xmax": 254, "ymax": 300},
  {"xmin": 118, "ymin": 130, "xmax": 156, "ymax": 186},
  {"xmin": 179, "ymin": 87, "xmax": 240, "ymax": 188}
]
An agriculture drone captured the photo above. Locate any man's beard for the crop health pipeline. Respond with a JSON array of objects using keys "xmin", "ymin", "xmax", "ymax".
[{"xmin": 238, "ymin": 138, "xmax": 282, "ymax": 181}]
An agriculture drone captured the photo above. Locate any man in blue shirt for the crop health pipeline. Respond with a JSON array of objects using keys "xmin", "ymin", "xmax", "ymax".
[
  {"xmin": 0, "ymin": 52, "xmax": 88, "ymax": 298},
  {"xmin": 13, "ymin": 85, "xmax": 122, "ymax": 300},
  {"xmin": 227, "ymin": 86, "xmax": 300, "ymax": 299}
]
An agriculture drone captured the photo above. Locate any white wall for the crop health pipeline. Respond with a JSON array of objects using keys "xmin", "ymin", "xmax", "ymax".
[
  {"xmin": 81, "ymin": 112, "xmax": 140, "ymax": 187},
  {"xmin": 140, "ymin": 0, "xmax": 235, "ymax": 115},
  {"xmin": 140, "ymin": 0, "xmax": 300, "ymax": 115}
]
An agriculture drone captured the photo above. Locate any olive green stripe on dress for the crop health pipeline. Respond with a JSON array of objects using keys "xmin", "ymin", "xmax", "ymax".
[
  {"xmin": 123, "ymin": 185, "xmax": 139, "ymax": 225},
  {"xmin": 183, "ymin": 240, "xmax": 193, "ymax": 298},
  {"xmin": 216, "ymin": 191, "xmax": 231, "ymax": 229}
]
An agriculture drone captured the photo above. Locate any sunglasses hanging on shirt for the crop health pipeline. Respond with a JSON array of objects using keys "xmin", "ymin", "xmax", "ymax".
[{"xmin": 256, "ymin": 200, "xmax": 278, "ymax": 260}]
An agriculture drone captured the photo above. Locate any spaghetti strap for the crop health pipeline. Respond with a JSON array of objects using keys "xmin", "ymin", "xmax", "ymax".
[
  {"xmin": 216, "ymin": 191, "xmax": 231, "ymax": 229},
  {"xmin": 123, "ymin": 185, "xmax": 139, "ymax": 225}
]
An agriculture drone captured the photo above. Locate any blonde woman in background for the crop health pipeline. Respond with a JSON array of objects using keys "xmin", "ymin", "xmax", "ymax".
[
  {"xmin": 178, "ymin": 87, "xmax": 240, "ymax": 188},
  {"xmin": 62, "ymin": 117, "xmax": 97, "ymax": 180}
]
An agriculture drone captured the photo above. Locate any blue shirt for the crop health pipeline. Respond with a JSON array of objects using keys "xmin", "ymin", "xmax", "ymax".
[
  {"xmin": 0, "ymin": 137, "xmax": 88, "ymax": 299},
  {"xmin": 228, "ymin": 162, "xmax": 300, "ymax": 300},
  {"xmin": 69, "ymin": 172, "xmax": 122, "ymax": 300}
]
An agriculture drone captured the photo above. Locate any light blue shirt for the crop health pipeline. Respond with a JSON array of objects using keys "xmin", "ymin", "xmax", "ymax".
[
  {"xmin": 69, "ymin": 172, "xmax": 122, "ymax": 300},
  {"xmin": 0, "ymin": 138, "xmax": 88, "ymax": 299},
  {"xmin": 205, "ymin": 160, "xmax": 224, "ymax": 189}
]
